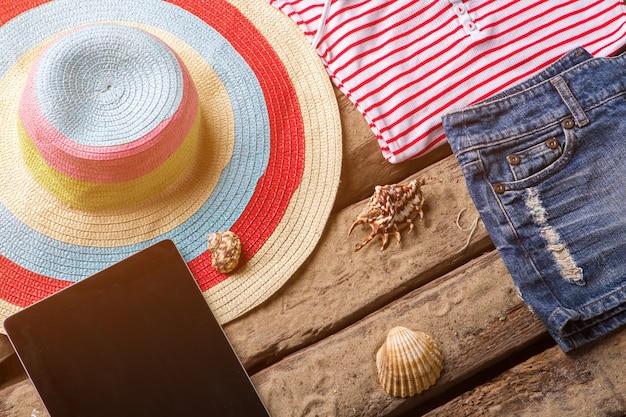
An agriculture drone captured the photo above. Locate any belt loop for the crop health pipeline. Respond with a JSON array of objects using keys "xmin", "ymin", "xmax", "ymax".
[{"xmin": 550, "ymin": 76, "xmax": 589, "ymax": 127}]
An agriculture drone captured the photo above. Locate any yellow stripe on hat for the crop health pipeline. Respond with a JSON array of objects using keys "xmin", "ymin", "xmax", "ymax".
[
  {"xmin": 18, "ymin": 109, "xmax": 201, "ymax": 211},
  {"xmin": 0, "ymin": 24, "xmax": 235, "ymax": 244}
]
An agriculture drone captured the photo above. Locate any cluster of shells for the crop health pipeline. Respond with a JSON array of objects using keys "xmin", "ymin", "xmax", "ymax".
[{"xmin": 376, "ymin": 326, "xmax": 444, "ymax": 398}]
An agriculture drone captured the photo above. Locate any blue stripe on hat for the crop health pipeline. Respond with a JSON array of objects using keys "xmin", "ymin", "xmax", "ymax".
[{"xmin": 0, "ymin": 0, "xmax": 271, "ymax": 280}]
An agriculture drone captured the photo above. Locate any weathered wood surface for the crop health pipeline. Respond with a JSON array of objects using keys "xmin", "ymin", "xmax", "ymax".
[
  {"xmin": 425, "ymin": 327, "xmax": 626, "ymax": 417},
  {"xmin": 0, "ymin": 378, "xmax": 44, "ymax": 417},
  {"xmin": 225, "ymin": 152, "xmax": 494, "ymax": 373},
  {"xmin": 250, "ymin": 251, "xmax": 548, "ymax": 417},
  {"xmin": 331, "ymin": 88, "xmax": 454, "ymax": 214},
  {"xmin": 0, "ymin": 251, "xmax": 546, "ymax": 417},
  {"xmin": 1, "ymin": 88, "xmax": 625, "ymax": 417}
]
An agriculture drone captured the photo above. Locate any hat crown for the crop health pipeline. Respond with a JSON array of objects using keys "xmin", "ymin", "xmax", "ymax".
[
  {"xmin": 18, "ymin": 23, "xmax": 200, "ymax": 210},
  {"xmin": 33, "ymin": 24, "xmax": 184, "ymax": 146}
]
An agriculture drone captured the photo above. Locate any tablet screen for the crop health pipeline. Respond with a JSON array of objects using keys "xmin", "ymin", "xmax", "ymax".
[{"xmin": 4, "ymin": 240, "xmax": 269, "ymax": 417}]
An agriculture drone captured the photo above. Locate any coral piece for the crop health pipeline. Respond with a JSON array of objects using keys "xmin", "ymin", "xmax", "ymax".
[
  {"xmin": 349, "ymin": 177, "xmax": 433, "ymax": 251},
  {"xmin": 376, "ymin": 326, "xmax": 444, "ymax": 398},
  {"xmin": 207, "ymin": 230, "xmax": 242, "ymax": 274}
]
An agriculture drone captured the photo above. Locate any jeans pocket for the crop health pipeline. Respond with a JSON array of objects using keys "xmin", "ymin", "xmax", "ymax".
[
  {"xmin": 488, "ymin": 122, "xmax": 575, "ymax": 192},
  {"xmin": 508, "ymin": 132, "xmax": 563, "ymax": 181}
]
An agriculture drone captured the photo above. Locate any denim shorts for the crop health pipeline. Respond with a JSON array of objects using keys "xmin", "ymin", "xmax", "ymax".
[{"xmin": 442, "ymin": 48, "xmax": 626, "ymax": 351}]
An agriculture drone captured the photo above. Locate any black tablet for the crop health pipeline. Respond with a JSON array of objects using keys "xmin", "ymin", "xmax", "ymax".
[{"xmin": 4, "ymin": 239, "xmax": 269, "ymax": 417}]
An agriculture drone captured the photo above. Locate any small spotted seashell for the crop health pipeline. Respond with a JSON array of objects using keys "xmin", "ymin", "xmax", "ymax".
[
  {"xmin": 207, "ymin": 230, "xmax": 241, "ymax": 274},
  {"xmin": 376, "ymin": 326, "xmax": 444, "ymax": 398}
]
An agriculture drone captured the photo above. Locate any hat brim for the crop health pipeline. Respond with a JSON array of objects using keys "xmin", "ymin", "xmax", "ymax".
[{"xmin": 0, "ymin": 0, "xmax": 342, "ymax": 327}]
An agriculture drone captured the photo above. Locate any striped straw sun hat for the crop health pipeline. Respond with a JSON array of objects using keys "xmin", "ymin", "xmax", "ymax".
[{"xmin": 0, "ymin": 0, "xmax": 342, "ymax": 328}]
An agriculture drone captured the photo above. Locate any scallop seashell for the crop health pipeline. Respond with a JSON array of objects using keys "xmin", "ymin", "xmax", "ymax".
[
  {"xmin": 376, "ymin": 326, "xmax": 444, "ymax": 398},
  {"xmin": 207, "ymin": 230, "xmax": 242, "ymax": 274}
]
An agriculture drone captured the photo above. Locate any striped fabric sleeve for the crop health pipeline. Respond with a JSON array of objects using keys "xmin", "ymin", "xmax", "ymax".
[{"xmin": 268, "ymin": 0, "xmax": 626, "ymax": 163}]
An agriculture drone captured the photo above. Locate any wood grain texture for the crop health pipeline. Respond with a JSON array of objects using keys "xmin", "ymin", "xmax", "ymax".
[
  {"xmin": 0, "ymin": 379, "xmax": 46, "ymax": 417},
  {"xmin": 225, "ymin": 155, "xmax": 494, "ymax": 372},
  {"xmin": 331, "ymin": 88, "xmax": 453, "ymax": 213},
  {"xmin": 250, "ymin": 251, "xmax": 548, "ymax": 417},
  {"xmin": 425, "ymin": 329, "xmax": 626, "ymax": 417},
  {"xmin": 0, "ymin": 336, "xmax": 24, "ymax": 391}
]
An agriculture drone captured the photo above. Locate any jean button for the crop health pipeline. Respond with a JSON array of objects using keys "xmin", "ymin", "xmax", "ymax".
[
  {"xmin": 493, "ymin": 183, "xmax": 506, "ymax": 194},
  {"xmin": 546, "ymin": 138, "xmax": 560, "ymax": 149},
  {"xmin": 507, "ymin": 154, "xmax": 521, "ymax": 165},
  {"xmin": 561, "ymin": 118, "xmax": 575, "ymax": 129}
]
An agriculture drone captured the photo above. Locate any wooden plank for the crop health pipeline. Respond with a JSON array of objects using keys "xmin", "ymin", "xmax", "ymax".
[
  {"xmin": 225, "ymin": 154, "xmax": 494, "ymax": 372},
  {"xmin": 0, "ymin": 379, "xmax": 46, "ymax": 417},
  {"xmin": 250, "ymin": 251, "xmax": 548, "ymax": 417},
  {"xmin": 331, "ymin": 88, "xmax": 452, "ymax": 213},
  {"xmin": 0, "ymin": 335, "xmax": 25, "ymax": 392},
  {"xmin": 425, "ymin": 328, "xmax": 626, "ymax": 417},
  {"xmin": 0, "ymin": 335, "xmax": 12, "ymax": 360}
]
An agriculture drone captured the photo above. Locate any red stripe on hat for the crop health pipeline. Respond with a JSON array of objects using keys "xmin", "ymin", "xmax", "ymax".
[
  {"xmin": 168, "ymin": 0, "xmax": 305, "ymax": 290},
  {"xmin": 0, "ymin": 0, "xmax": 305, "ymax": 306},
  {"xmin": 0, "ymin": 0, "xmax": 51, "ymax": 25},
  {"xmin": 0, "ymin": 254, "xmax": 70, "ymax": 307}
]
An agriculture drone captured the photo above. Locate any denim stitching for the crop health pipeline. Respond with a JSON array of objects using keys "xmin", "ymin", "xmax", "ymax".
[{"xmin": 550, "ymin": 76, "xmax": 589, "ymax": 127}]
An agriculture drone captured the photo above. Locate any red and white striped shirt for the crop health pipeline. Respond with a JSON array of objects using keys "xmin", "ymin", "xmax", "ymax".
[{"xmin": 269, "ymin": 0, "xmax": 626, "ymax": 163}]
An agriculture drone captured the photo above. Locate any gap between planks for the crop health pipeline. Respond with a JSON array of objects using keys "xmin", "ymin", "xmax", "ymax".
[
  {"xmin": 250, "ymin": 250, "xmax": 549, "ymax": 417},
  {"xmin": 331, "ymin": 87, "xmax": 453, "ymax": 214},
  {"xmin": 224, "ymin": 154, "xmax": 494, "ymax": 374},
  {"xmin": 424, "ymin": 328, "xmax": 626, "ymax": 417}
]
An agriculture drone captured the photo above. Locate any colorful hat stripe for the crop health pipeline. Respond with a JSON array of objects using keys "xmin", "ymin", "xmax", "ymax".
[
  {"xmin": 0, "ymin": 0, "xmax": 342, "ymax": 325},
  {"xmin": 0, "ymin": 256, "xmax": 71, "ymax": 306},
  {"xmin": 19, "ymin": 33, "xmax": 198, "ymax": 184},
  {"xmin": 0, "ymin": 2, "xmax": 271, "ymax": 244},
  {"xmin": 184, "ymin": 0, "xmax": 305, "ymax": 289},
  {"xmin": 0, "ymin": 0, "xmax": 302, "ymax": 300},
  {"xmin": 0, "ymin": 0, "xmax": 48, "ymax": 25},
  {"xmin": 18, "ymin": 113, "xmax": 202, "ymax": 210}
]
